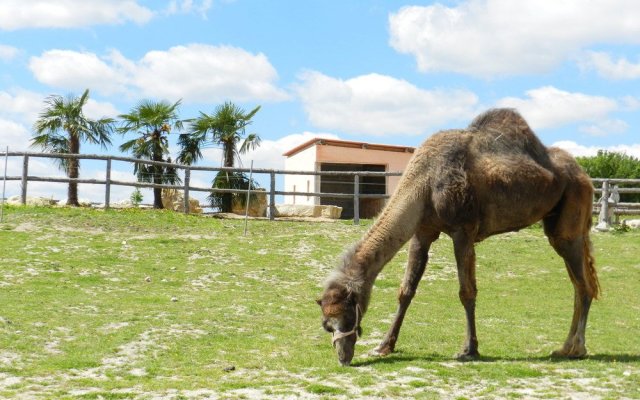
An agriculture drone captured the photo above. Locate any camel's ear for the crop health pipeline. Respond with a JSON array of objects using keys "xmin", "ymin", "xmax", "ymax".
[{"xmin": 315, "ymin": 298, "xmax": 322, "ymax": 307}]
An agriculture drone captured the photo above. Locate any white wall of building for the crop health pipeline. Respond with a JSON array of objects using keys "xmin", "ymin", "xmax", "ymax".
[{"xmin": 283, "ymin": 145, "xmax": 318, "ymax": 205}]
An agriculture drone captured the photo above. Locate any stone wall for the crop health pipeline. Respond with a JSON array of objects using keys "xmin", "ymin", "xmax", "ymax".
[
  {"xmin": 161, "ymin": 189, "xmax": 202, "ymax": 213},
  {"xmin": 231, "ymin": 189, "xmax": 268, "ymax": 217},
  {"xmin": 273, "ymin": 204, "xmax": 342, "ymax": 219}
]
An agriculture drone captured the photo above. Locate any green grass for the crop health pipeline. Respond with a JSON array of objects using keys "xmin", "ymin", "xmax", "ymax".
[{"xmin": 1, "ymin": 205, "xmax": 639, "ymax": 399}]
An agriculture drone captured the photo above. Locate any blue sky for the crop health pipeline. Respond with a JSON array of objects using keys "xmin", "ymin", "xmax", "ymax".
[{"xmin": 1, "ymin": 0, "xmax": 640, "ymax": 203}]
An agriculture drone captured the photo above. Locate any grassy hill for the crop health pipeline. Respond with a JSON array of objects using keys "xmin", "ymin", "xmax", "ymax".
[{"xmin": 1, "ymin": 206, "xmax": 639, "ymax": 399}]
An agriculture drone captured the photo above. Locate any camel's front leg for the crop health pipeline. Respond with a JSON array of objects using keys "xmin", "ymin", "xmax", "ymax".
[
  {"xmin": 452, "ymin": 231, "xmax": 479, "ymax": 360},
  {"xmin": 375, "ymin": 229, "xmax": 438, "ymax": 356}
]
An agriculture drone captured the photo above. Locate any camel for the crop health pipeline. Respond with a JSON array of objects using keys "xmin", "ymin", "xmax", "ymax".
[{"xmin": 317, "ymin": 108, "xmax": 599, "ymax": 366}]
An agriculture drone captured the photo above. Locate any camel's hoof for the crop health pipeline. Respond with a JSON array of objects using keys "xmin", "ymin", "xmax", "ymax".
[
  {"xmin": 551, "ymin": 348, "xmax": 587, "ymax": 359},
  {"xmin": 373, "ymin": 343, "xmax": 394, "ymax": 357},
  {"xmin": 456, "ymin": 351, "xmax": 480, "ymax": 362}
]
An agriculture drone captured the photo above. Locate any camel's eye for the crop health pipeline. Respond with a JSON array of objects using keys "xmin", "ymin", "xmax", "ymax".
[{"xmin": 322, "ymin": 320, "xmax": 334, "ymax": 333}]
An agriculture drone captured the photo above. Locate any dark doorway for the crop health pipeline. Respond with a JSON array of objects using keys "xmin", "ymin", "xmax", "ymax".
[{"xmin": 319, "ymin": 163, "xmax": 386, "ymax": 219}]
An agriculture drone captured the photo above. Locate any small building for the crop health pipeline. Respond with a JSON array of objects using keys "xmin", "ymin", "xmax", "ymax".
[{"xmin": 282, "ymin": 138, "xmax": 415, "ymax": 219}]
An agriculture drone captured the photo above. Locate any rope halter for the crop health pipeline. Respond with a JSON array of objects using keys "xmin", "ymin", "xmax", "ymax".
[{"xmin": 331, "ymin": 303, "xmax": 362, "ymax": 347}]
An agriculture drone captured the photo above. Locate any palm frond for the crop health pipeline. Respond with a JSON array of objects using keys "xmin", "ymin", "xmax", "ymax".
[
  {"xmin": 177, "ymin": 131, "xmax": 208, "ymax": 165},
  {"xmin": 31, "ymin": 89, "xmax": 114, "ymax": 174},
  {"xmin": 239, "ymin": 133, "xmax": 262, "ymax": 154},
  {"xmin": 185, "ymin": 102, "xmax": 262, "ymax": 168}
]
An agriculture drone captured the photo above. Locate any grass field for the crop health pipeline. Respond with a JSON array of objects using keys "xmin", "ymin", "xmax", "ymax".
[{"xmin": 0, "ymin": 206, "xmax": 639, "ymax": 399}]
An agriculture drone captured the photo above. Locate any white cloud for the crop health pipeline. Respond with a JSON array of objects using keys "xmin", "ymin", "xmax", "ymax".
[
  {"xmin": 621, "ymin": 96, "xmax": 640, "ymax": 111},
  {"xmin": 0, "ymin": 0, "xmax": 153, "ymax": 30},
  {"xmin": 29, "ymin": 50, "xmax": 131, "ymax": 96},
  {"xmin": 579, "ymin": 51, "xmax": 640, "ymax": 80},
  {"xmin": 0, "ymin": 118, "xmax": 31, "ymax": 150},
  {"xmin": 0, "ymin": 89, "xmax": 45, "ymax": 123},
  {"xmin": 295, "ymin": 71, "xmax": 478, "ymax": 136},
  {"xmin": 0, "ymin": 44, "xmax": 19, "ymax": 61},
  {"xmin": 496, "ymin": 86, "xmax": 618, "ymax": 130},
  {"xmin": 135, "ymin": 45, "xmax": 289, "ymax": 102},
  {"xmin": 29, "ymin": 45, "xmax": 289, "ymax": 103},
  {"xmin": 553, "ymin": 140, "xmax": 640, "ymax": 159},
  {"xmin": 579, "ymin": 119, "xmax": 629, "ymax": 137},
  {"xmin": 165, "ymin": 0, "xmax": 213, "ymax": 17},
  {"xmin": 389, "ymin": 1, "xmax": 640, "ymax": 77},
  {"xmin": 84, "ymin": 99, "xmax": 120, "ymax": 120}
]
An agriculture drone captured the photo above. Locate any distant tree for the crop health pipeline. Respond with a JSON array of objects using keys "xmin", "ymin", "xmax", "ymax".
[
  {"xmin": 31, "ymin": 89, "xmax": 114, "ymax": 206},
  {"xmin": 118, "ymin": 100, "xmax": 183, "ymax": 209},
  {"xmin": 576, "ymin": 150, "xmax": 640, "ymax": 202},
  {"xmin": 177, "ymin": 102, "xmax": 261, "ymax": 212},
  {"xmin": 577, "ymin": 150, "xmax": 640, "ymax": 179}
]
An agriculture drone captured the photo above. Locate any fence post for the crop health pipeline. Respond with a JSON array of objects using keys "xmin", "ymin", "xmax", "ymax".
[
  {"xmin": 243, "ymin": 160, "xmax": 254, "ymax": 236},
  {"xmin": 21, "ymin": 154, "xmax": 28, "ymax": 205},
  {"xmin": 183, "ymin": 167, "xmax": 190, "ymax": 214},
  {"xmin": 269, "ymin": 171, "xmax": 276, "ymax": 220},
  {"xmin": 601, "ymin": 180, "xmax": 610, "ymax": 223},
  {"xmin": 353, "ymin": 174, "xmax": 360, "ymax": 225},
  {"xmin": 105, "ymin": 158, "xmax": 111, "ymax": 210},
  {"xmin": 595, "ymin": 180, "xmax": 610, "ymax": 231},
  {"xmin": 1, "ymin": 146, "xmax": 8, "ymax": 222}
]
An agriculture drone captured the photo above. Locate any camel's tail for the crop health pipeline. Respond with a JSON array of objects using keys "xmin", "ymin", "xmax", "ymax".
[{"xmin": 584, "ymin": 221, "xmax": 600, "ymax": 300}]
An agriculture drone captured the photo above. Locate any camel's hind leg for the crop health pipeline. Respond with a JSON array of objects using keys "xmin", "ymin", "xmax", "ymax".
[
  {"xmin": 375, "ymin": 228, "xmax": 439, "ymax": 356},
  {"xmin": 543, "ymin": 189, "xmax": 599, "ymax": 358},
  {"xmin": 452, "ymin": 230, "xmax": 479, "ymax": 360}
]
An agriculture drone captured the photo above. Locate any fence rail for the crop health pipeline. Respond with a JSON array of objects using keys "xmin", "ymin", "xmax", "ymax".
[
  {"xmin": 2, "ymin": 151, "xmax": 640, "ymax": 224},
  {"xmin": 1, "ymin": 151, "xmax": 404, "ymax": 224}
]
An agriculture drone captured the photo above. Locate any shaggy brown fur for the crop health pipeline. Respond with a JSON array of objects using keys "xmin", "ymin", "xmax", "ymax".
[{"xmin": 318, "ymin": 108, "xmax": 599, "ymax": 366}]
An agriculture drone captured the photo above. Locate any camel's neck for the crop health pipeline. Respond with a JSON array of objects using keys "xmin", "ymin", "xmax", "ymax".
[{"xmin": 338, "ymin": 183, "xmax": 426, "ymax": 312}]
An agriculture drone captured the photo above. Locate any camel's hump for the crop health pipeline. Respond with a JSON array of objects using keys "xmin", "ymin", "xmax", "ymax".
[
  {"xmin": 468, "ymin": 108, "xmax": 533, "ymax": 135},
  {"xmin": 465, "ymin": 108, "xmax": 547, "ymax": 159}
]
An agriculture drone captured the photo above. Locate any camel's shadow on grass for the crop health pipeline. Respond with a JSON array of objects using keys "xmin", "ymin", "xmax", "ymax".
[{"xmin": 353, "ymin": 351, "xmax": 640, "ymax": 367}]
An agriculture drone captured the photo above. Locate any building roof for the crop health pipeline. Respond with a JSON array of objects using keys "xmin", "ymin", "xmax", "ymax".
[{"xmin": 282, "ymin": 138, "xmax": 415, "ymax": 157}]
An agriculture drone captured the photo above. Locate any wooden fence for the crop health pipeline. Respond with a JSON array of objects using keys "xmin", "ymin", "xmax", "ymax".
[
  {"xmin": 592, "ymin": 178, "xmax": 640, "ymax": 219},
  {"xmin": 1, "ymin": 151, "xmax": 403, "ymax": 224},
  {"xmin": 2, "ymin": 152, "xmax": 640, "ymax": 224}
]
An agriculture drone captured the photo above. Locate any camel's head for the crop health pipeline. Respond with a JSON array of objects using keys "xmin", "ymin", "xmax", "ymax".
[{"xmin": 316, "ymin": 284, "xmax": 362, "ymax": 366}]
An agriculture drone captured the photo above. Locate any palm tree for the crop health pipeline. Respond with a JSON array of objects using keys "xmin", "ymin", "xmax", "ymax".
[
  {"xmin": 31, "ymin": 89, "xmax": 114, "ymax": 206},
  {"xmin": 118, "ymin": 99, "xmax": 183, "ymax": 209},
  {"xmin": 177, "ymin": 102, "xmax": 261, "ymax": 212}
]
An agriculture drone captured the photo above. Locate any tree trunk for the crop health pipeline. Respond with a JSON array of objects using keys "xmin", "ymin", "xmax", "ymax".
[
  {"xmin": 221, "ymin": 142, "xmax": 235, "ymax": 212},
  {"xmin": 67, "ymin": 135, "xmax": 80, "ymax": 206},
  {"xmin": 223, "ymin": 143, "xmax": 235, "ymax": 168},
  {"xmin": 153, "ymin": 186, "xmax": 163, "ymax": 209},
  {"xmin": 152, "ymin": 131, "xmax": 164, "ymax": 209}
]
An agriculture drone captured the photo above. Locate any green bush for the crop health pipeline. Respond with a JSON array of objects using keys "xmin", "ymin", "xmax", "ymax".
[{"xmin": 208, "ymin": 170, "xmax": 261, "ymax": 212}]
